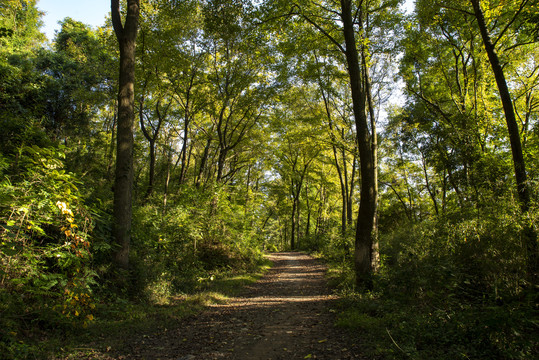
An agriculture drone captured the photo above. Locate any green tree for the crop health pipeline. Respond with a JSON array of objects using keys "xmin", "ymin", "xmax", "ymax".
[{"xmin": 470, "ymin": 0, "xmax": 537, "ymax": 276}]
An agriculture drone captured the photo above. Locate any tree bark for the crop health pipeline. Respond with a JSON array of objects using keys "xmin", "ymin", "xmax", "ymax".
[
  {"xmin": 320, "ymin": 81, "xmax": 347, "ymax": 235},
  {"xmin": 196, "ymin": 135, "xmax": 212, "ymax": 188},
  {"xmin": 111, "ymin": 0, "xmax": 140, "ymax": 271},
  {"xmin": 348, "ymin": 154, "xmax": 356, "ymax": 227},
  {"xmin": 362, "ymin": 39, "xmax": 379, "ymax": 272},
  {"xmin": 341, "ymin": 0, "xmax": 377, "ymax": 290},
  {"xmin": 291, "ymin": 196, "xmax": 298, "ymax": 249},
  {"xmin": 139, "ymin": 98, "xmax": 165, "ymax": 198}
]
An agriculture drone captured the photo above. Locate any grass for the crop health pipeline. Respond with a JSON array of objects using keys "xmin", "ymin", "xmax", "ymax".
[{"xmin": 6, "ymin": 259, "xmax": 272, "ymax": 360}]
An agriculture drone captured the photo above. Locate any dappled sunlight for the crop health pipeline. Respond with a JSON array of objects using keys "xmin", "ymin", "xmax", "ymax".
[{"xmin": 210, "ymin": 294, "xmax": 337, "ymax": 309}]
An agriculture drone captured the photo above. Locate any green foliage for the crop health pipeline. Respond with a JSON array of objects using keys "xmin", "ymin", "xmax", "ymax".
[
  {"xmin": 336, "ymin": 293, "xmax": 537, "ymax": 360},
  {"xmin": 127, "ymin": 184, "xmax": 266, "ymax": 300},
  {"xmin": 1, "ymin": 0, "xmax": 537, "ymax": 358},
  {"xmin": 0, "ymin": 146, "xmax": 98, "ymax": 356},
  {"xmin": 327, "ymin": 193, "xmax": 537, "ymax": 359}
]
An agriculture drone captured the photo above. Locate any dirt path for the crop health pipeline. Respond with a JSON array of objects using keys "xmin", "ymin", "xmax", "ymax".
[{"xmin": 116, "ymin": 252, "xmax": 362, "ymax": 359}]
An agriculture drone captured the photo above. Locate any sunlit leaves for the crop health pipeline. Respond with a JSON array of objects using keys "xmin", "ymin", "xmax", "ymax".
[{"xmin": 0, "ymin": 146, "xmax": 95, "ymax": 325}]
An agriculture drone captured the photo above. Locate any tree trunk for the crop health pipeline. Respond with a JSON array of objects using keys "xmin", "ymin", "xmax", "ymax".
[
  {"xmin": 111, "ymin": 0, "xmax": 140, "ymax": 272},
  {"xmin": 291, "ymin": 191, "xmax": 297, "ymax": 250},
  {"xmin": 305, "ymin": 181, "xmax": 311, "ymax": 239},
  {"xmin": 318, "ymin": 66, "xmax": 347, "ymax": 235},
  {"xmin": 163, "ymin": 143, "xmax": 172, "ymax": 214},
  {"xmin": 347, "ymin": 154, "xmax": 356, "ymax": 227},
  {"xmin": 217, "ymin": 146, "xmax": 227, "ymax": 183},
  {"xmin": 196, "ymin": 136, "xmax": 212, "ymax": 187},
  {"xmin": 421, "ymin": 151, "xmax": 439, "ymax": 215},
  {"xmin": 179, "ymin": 118, "xmax": 190, "ymax": 184},
  {"xmin": 340, "ymin": 0, "xmax": 377, "ymax": 290},
  {"xmin": 363, "ymin": 43, "xmax": 379, "ymax": 272},
  {"xmin": 471, "ymin": 0, "xmax": 537, "ymax": 277},
  {"xmin": 147, "ymin": 138, "xmax": 156, "ymax": 197}
]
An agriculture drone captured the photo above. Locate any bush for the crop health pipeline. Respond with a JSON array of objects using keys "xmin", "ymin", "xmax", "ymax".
[
  {"xmin": 128, "ymin": 184, "xmax": 266, "ymax": 301},
  {"xmin": 0, "ymin": 146, "xmax": 97, "ymax": 354},
  {"xmin": 331, "ymin": 198, "xmax": 537, "ymax": 359}
]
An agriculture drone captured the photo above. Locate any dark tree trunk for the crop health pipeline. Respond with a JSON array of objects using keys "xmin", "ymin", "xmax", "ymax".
[
  {"xmin": 147, "ymin": 138, "xmax": 156, "ymax": 196},
  {"xmin": 471, "ymin": 0, "xmax": 537, "ymax": 277},
  {"xmin": 139, "ymin": 98, "xmax": 165, "ymax": 199},
  {"xmin": 196, "ymin": 135, "xmax": 212, "ymax": 188},
  {"xmin": 291, "ymin": 189, "xmax": 297, "ymax": 250},
  {"xmin": 217, "ymin": 146, "xmax": 227, "ymax": 183},
  {"xmin": 340, "ymin": 0, "xmax": 377, "ymax": 290},
  {"xmin": 362, "ymin": 41, "xmax": 379, "ymax": 271},
  {"xmin": 163, "ymin": 143, "xmax": 172, "ymax": 214},
  {"xmin": 178, "ymin": 117, "xmax": 190, "ymax": 184},
  {"xmin": 111, "ymin": 0, "xmax": 140, "ymax": 272},
  {"xmin": 348, "ymin": 154, "xmax": 356, "ymax": 227},
  {"xmin": 421, "ymin": 151, "xmax": 439, "ymax": 215},
  {"xmin": 305, "ymin": 181, "xmax": 311, "ymax": 238}
]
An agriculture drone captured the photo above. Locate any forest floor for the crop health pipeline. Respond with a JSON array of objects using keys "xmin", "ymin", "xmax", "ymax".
[{"xmin": 58, "ymin": 252, "xmax": 365, "ymax": 360}]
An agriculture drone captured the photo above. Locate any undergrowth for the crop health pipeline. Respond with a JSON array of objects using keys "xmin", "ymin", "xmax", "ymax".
[
  {"xmin": 4, "ymin": 261, "xmax": 271, "ymax": 360},
  {"xmin": 321, "ymin": 208, "xmax": 539, "ymax": 360}
]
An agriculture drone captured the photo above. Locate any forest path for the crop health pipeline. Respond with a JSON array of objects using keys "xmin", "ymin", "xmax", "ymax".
[{"xmin": 120, "ymin": 252, "xmax": 363, "ymax": 359}]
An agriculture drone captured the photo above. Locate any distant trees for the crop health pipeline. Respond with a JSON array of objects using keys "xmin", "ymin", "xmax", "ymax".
[{"xmin": 262, "ymin": 0, "xmax": 401, "ymax": 288}]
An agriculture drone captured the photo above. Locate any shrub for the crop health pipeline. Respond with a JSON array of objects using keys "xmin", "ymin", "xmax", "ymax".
[{"xmin": 0, "ymin": 146, "xmax": 97, "ymax": 353}]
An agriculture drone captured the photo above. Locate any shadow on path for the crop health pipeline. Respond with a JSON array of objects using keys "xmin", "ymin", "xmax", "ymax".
[{"xmin": 116, "ymin": 252, "xmax": 363, "ymax": 359}]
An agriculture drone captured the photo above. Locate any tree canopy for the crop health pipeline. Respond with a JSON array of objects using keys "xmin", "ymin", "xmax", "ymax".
[{"xmin": 0, "ymin": 0, "xmax": 537, "ymax": 358}]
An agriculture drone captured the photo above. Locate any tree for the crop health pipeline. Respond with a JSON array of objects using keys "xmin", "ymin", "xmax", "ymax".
[
  {"xmin": 203, "ymin": 0, "xmax": 273, "ymax": 185},
  {"xmin": 470, "ymin": 0, "xmax": 537, "ymax": 277},
  {"xmin": 410, "ymin": 0, "xmax": 538, "ymax": 278},
  {"xmin": 0, "ymin": 0, "xmax": 46, "ymax": 155},
  {"xmin": 271, "ymin": 87, "xmax": 323, "ymax": 249},
  {"xmin": 111, "ymin": 0, "xmax": 140, "ymax": 272},
  {"xmin": 260, "ymin": 0, "xmax": 402, "ymax": 288}
]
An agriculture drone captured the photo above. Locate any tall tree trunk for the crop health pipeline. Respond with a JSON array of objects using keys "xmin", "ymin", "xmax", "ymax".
[
  {"xmin": 163, "ymin": 143, "xmax": 172, "ymax": 214},
  {"xmin": 305, "ymin": 181, "xmax": 311, "ymax": 239},
  {"xmin": 471, "ymin": 0, "xmax": 537, "ymax": 277},
  {"xmin": 216, "ymin": 146, "xmax": 227, "ymax": 183},
  {"xmin": 138, "ymin": 97, "xmax": 162, "ymax": 199},
  {"xmin": 291, "ymin": 189, "xmax": 297, "ymax": 250},
  {"xmin": 179, "ymin": 107, "xmax": 190, "ymax": 185},
  {"xmin": 111, "ymin": 0, "xmax": 140, "ymax": 272},
  {"xmin": 317, "ymin": 60, "xmax": 348, "ymax": 235},
  {"xmin": 362, "ymin": 43, "xmax": 379, "ymax": 272},
  {"xmin": 340, "ymin": 0, "xmax": 377, "ymax": 289},
  {"xmin": 179, "ymin": 121, "xmax": 189, "ymax": 184},
  {"xmin": 147, "ymin": 138, "xmax": 156, "ymax": 196},
  {"xmin": 196, "ymin": 136, "xmax": 212, "ymax": 187},
  {"xmin": 421, "ymin": 151, "xmax": 439, "ymax": 215},
  {"xmin": 348, "ymin": 154, "xmax": 356, "ymax": 227},
  {"xmin": 296, "ymin": 195, "xmax": 301, "ymax": 248}
]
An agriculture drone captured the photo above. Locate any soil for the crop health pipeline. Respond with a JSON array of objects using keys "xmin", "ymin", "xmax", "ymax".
[{"xmin": 75, "ymin": 252, "xmax": 364, "ymax": 359}]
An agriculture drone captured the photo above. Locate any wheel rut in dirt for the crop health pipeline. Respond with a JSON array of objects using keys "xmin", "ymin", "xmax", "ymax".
[{"xmin": 122, "ymin": 252, "xmax": 362, "ymax": 359}]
